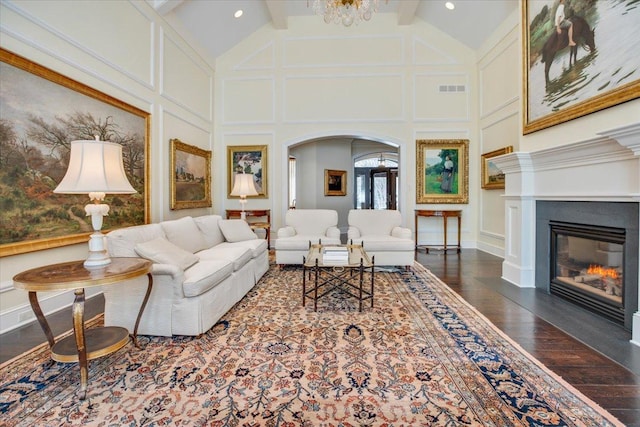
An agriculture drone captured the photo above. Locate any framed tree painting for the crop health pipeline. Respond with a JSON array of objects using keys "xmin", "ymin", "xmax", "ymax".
[
  {"xmin": 416, "ymin": 139, "xmax": 469, "ymax": 204},
  {"xmin": 170, "ymin": 139, "xmax": 212, "ymax": 209},
  {"xmin": 523, "ymin": 0, "xmax": 640, "ymax": 134},
  {"xmin": 481, "ymin": 146, "xmax": 513, "ymax": 190},
  {"xmin": 227, "ymin": 145, "xmax": 268, "ymax": 198},
  {"xmin": 324, "ymin": 169, "xmax": 346, "ymax": 196},
  {"xmin": 0, "ymin": 48, "xmax": 150, "ymax": 257}
]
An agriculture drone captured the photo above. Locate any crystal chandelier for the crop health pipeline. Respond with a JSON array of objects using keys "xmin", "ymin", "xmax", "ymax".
[{"xmin": 310, "ymin": 0, "xmax": 384, "ymax": 27}]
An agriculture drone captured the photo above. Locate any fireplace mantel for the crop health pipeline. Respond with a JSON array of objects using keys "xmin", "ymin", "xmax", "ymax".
[{"xmin": 491, "ymin": 122, "xmax": 640, "ymax": 346}]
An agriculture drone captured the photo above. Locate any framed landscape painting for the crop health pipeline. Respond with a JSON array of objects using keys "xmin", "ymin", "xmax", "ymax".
[
  {"xmin": 481, "ymin": 146, "xmax": 513, "ymax": 190},
  {"xmin": 170, "ymin": 139, "xmax": 211, "ymax": 210},
  {"xmin": 523, "ymin": 0, "xmax": 640, "ymax": 134},
  {"xmin": 0, "ymin": 48, "xmax": 149, "ymax": 257},
  {"xmin": 416, "ymin": 139, "xmax": 469, "ymax": 204},
  {"xmin": 324, "ymin": 169, "xmax": 346, "ymax": 196},
  {"xmin": 227, "ymin": 145, "xmax": 268, "ymax": 198}
]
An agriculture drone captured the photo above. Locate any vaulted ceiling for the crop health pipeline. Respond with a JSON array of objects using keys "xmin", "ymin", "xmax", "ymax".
[{"xmin": 152, "ymin": 0, "xmax": 519, "ymax": 60}]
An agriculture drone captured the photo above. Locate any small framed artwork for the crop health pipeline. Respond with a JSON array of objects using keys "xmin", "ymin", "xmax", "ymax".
[
  {"xmin": 481, "ymin": 146, "xmax": 513, "ymax": 190},
  {"xmin": 227, "ymin": 145, "xmax": 268, "ymax": 198},
  {"xmin": 325, "ymin": 169, "xmax": 346, "ymax": 196},
  {"xmin": 416, "ymin": 139, "xmax": 469, "ymax": 204},
  {"xmin": 170, "ymin": 139, "xmax": 211, "ymax": 209}
]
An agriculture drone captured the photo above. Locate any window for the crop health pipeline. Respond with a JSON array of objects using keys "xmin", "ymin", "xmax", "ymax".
[{"xmin": 288, "ymin": 156, "xmax": 296, "ymax": 208}]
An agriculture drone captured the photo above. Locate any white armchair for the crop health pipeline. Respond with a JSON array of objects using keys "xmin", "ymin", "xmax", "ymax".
[
  {"xmin": 347, "ymin": 209, "xmax": 414, "ymax": 268},
  {"xmin": 275, "ymin": 209, "xmax": 341, "ymax": 265}
]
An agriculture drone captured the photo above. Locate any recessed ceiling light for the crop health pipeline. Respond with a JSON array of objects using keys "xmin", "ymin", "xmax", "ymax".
[
  {"xmin": 234, "ymin": 9, "xmax": 243, "ymax": 18},
  {"xmin": 445, "ymin": 2, "xmax": 455, "ymax": 10}
]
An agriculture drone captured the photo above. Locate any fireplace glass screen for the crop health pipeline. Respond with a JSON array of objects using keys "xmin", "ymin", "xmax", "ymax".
[{"xmin": 551, "ymin": 222, "xmax": 625, "ymax": 324}]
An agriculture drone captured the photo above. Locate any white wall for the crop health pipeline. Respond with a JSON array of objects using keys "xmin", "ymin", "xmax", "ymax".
[
  {"xmin": 0, "ymin": 0, "xmax": 214, "ymax": 332},
  {"xmin": 215, "ymin": 14, "xmax": 480, "ymax": 245}
]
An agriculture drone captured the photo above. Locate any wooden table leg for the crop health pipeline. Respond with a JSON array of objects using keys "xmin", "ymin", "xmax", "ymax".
[
  {"xmin": 132, "ymin": 273, "xmax": 153, "ymax": 348},
  {"xmin": 457, "ymin": 216, "xmax": 462, "ymax": 253},
  {"xmin": 28, "ymin": 291, "xmax": 55, "ymax": 349},
  {"xmin": 71, "ymin": 289, "xmax": 88, "ymax": 400},
  {"xmin": 443, "ymin": 216, "xmax": 448, "ymax": 251}
]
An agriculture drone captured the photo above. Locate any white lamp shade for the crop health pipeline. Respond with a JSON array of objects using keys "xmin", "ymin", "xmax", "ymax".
[
  {"xmin": 230, "ymin": 173, "xmax": 258, "ymax": 197},
  {"xmin": 54, "ymin": 140, "xmax": 136, "ymax": 194}
]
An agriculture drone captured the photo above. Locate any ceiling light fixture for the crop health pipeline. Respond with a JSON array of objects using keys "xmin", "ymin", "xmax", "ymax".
[
  {"xmin": 310, "ymin": 0, "xmax": 387, "ymax": 27},
  {"xmin": 445, "ymin": 2, "xmax": 455, "ymax": 10},
  {"xmin": 234, "ymin": 9, "xmax": 243, "ymax": 18}
]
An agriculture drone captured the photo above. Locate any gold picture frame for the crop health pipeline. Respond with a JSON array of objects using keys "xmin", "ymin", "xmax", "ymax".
[
  {"xmin": 0, "ymin": 48, "xmax": 150, "ymax": 257},
  {"xmin": 522, "ymin": 1, "xmax": 640, "ymax": 134},
  {"xmin": 170, "ymin": 139, "xmax": 211, "ymax": 209},
  {"xmin": 324, "ymin": 169, "xmax": 346, "ymax": 196},
  {"xmin": 481, "ymin": 146, "xmax": 513, "ymax": 190},
  {"xmin": 416, "ymin": 139, "xmax": 469, "ymax": 204},
  {"xmin": 227, "ymin": 145, "xmax": 268, "ymax": 198}
]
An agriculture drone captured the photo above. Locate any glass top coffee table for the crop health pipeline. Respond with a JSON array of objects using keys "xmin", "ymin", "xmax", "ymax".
[{"xmin": 302, "ymin": 244, "xmax": 375, "ymax": 312}]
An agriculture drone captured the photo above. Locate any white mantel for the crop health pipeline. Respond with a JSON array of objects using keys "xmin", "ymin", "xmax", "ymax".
[{"xmin": 492, "ymin": 122, "xmax": 640, "ymax": 345}]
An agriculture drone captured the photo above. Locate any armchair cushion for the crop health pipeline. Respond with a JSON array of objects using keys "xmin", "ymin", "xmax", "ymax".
[
  {"xmin": 135, "ymin": 237, "xmax": 198, "ymax": 270},
  {"xmin": 283, "ymin": 209, "xmax": 339, "ymax": 236},
  {"xmin": 218, "ymin": 219, "xmax": 258, "ymax": 242}
]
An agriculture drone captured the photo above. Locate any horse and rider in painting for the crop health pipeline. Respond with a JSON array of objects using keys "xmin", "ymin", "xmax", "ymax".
[{"xmin": 541, "ymin": 13, "xmax": 595, "ymax": 85}]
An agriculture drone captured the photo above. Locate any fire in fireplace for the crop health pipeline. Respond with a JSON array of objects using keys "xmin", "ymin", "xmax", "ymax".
[{"xmin": 550, "ymin": 221, "xmax": 625, "ymax": 325}]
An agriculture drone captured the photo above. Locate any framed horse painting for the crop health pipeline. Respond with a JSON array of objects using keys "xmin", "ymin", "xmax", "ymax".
[{"xmin": 522, "ymin": 0, "xmax": 640, "ymax": 134}]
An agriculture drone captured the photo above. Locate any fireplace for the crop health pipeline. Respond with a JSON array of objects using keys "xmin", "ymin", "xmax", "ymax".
[
  {"xmin": 536, "ymin": 201, "xmax": 639, "ymax": 331},
  {"xmin": 550, "ymin": 221, "xmax": 625, "ymax": 325}
]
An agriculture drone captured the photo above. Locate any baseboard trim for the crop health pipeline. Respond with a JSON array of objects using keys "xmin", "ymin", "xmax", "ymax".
[{"xmin": 0, "ymin": 288, "xmax": 103, "ymax": 335}]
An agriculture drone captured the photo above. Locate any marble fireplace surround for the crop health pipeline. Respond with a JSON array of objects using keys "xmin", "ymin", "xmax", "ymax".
[{"xmin": 492, "ymin": 123, "xmax": 640, "ymax": 346}]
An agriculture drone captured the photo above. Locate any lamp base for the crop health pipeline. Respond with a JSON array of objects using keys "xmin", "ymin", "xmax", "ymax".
[{"xmin": 84, "ymin": 231, "xmax": 111, "ymax": 268}]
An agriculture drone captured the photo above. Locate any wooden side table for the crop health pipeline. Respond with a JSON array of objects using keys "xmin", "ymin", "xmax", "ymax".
[
  {"xmin": 415, "ymin": 210, "xmax": 462, "ymax": 253},
  {"xmin": 226, "ymin": 209, "xmax": 271, "ymax": 248},
  {"xmin": 13, "ymin": 257, "xmax": 152, "ymax": 400}
]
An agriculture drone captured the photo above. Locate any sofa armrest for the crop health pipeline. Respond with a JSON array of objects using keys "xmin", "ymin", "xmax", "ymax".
[
  {"xmin": 152, "ymin": 263, "xmax": 184, "ymax": 280},
  {"xmin": 347, "ymin": 227, "xmax": 361, "ymax": 240},
  {"xmin": 391, "ymin": 226, "xmax": 412, "ymax": 240},
  {"xmin": 277, "ymin": 226, "xmax": 296, "ymax": 238},
  {"xmin": 325, "ymin": 226, "xmax": 341, "ymax": 240}
]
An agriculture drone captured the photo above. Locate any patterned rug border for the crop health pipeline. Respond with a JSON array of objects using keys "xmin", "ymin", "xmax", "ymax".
[{"xmin": 408, "ymin": 262, "xmax": 624, "ymax": 427}]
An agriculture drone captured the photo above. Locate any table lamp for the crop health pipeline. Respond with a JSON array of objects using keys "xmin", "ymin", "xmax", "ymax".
[
  {"xmin": 230, "ymin": 173, "xmax": 258, "ymax": 220},
  {"xmin": 54, "ymin": 137, "xmax": 136, "ymax": 267}
]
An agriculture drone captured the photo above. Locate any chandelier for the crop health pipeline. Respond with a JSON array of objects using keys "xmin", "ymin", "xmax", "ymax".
[{"xmin": 310, "ymin": 0, "xmax": 384, "ymax": 27}]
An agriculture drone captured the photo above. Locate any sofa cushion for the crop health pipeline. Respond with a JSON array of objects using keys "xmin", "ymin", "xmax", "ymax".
[
  {"xmin": 135, "ymin": 237, "xmax": 199, "ymax": 270},
  {"xmin": 218, "ymin": 219, "xmax": 258, "ymax": 242},
  {"xmin": 106, "ymin": 223, "xmax": 164, "ymax": 258},
  {"xmin": 161, "ymin": 216, "xmax": 208, "ymax": 253},
  {"xmin": 194, "ymin": 215, "xmax": 225, "ymax": 247},
  {"xmin": 197, "ymin": 245, "xmax": 253, "ymax": 271},
  {"xmin": 219, "ymin": 239, "xmax": 268, "ymax": 258},
  {"xmin": 182, "ymin": 259, "xmax": 234, "ymax": 297}
]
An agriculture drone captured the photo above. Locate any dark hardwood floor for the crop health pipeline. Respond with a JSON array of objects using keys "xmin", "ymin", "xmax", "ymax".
[{"xmin": 2, "ymin": 249, "xmax": 639, "ymax": 424}]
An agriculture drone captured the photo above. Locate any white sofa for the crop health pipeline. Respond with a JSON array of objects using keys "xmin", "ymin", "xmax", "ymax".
[
  {"xmin": 347, "ymin": 209, "xmax": 414, "ymax": 268},
  {"xmin": 275, "ymin": 209, "xmax": 341, "ymax": 265},
  {"xmin": 103, "ymin": 215, "xmax": 269, "ymax": 337}
]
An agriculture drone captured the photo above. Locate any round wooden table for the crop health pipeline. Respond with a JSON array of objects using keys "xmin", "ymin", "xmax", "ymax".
[{"xmin": 13, "ymin": 257, "xmax": 152, "ymax": 400}]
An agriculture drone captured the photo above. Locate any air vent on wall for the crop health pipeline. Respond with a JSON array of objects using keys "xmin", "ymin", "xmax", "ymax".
[{"xmin": 439, "ymin": 85, "xmax": 466, "ymax": 93}]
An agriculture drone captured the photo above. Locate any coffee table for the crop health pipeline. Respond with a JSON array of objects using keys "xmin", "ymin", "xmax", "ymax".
[{"xmin": 302, "ymin": 244, "xmax": 375, "ymax": 312}]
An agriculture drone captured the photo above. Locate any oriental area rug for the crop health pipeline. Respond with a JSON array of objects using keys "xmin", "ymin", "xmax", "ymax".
[{"xmin": 0, "ymin": 263, "xmax": 623, "ymax": 426}]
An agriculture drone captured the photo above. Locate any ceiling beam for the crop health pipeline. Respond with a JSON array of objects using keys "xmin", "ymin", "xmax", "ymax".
[
  {"xmin": 152, "ymin": 0, "xmax": 184, "ymax": 16},
  {"xmin": 265, "ymin": 0, "xmax": 288, "ymax": 29},
  {"xmin": 397, "ymin": 0, "xmax": 419, "ymax": 25}
]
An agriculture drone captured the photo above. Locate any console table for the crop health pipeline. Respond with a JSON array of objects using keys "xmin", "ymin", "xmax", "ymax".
[
  {"xmin": 415, "ymin": 210, "xmax": 462, "ymax": 253},
  {"xmin": 13, "ymin": 257, "xmax": 153, "ymax": 400},
  {"xmin": 226, "ymin": 209, "xmax": 271, "ymax": 248}
]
